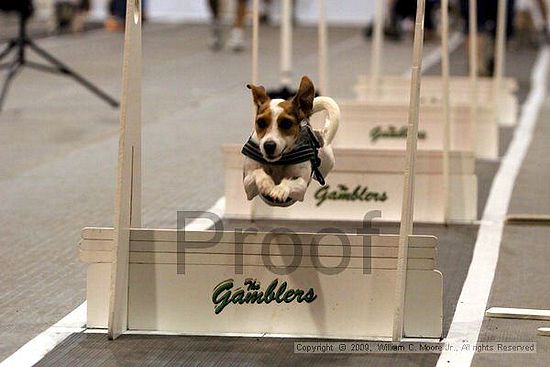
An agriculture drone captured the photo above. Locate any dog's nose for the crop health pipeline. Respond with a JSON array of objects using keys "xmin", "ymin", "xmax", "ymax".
[{"xmin": 264, "ymin": 141, "xmax": 277, "ymax": 155}]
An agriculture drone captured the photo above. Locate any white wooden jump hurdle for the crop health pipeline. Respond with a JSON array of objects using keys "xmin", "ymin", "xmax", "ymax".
[
  {"xmin": 224, "ymin": 145, "xmax": 477, "ymax": 223},
  {"xmin": 357, "ymin": 0, "xmax": 518, "ymax": 127},
  {"xmin": 81, "ymin": 228, "xmax": 443, "ymax": 339},
  {"xmin": 81, "ymin": 0, "xmax": 443, "ymax": 342},
  {"xmin": 326, "ymin": 102, "xmax": 496, "ymax": 159},
  {"xmin": 337, "ymin": 0, "xmax": 503, "ymax": 161},
  {"xmin": 354, "ymin": 75, "xmax": 518, "ymax": 129},
  {"xmin": 486, "ymin": 307, "xmax": 550, "ymax": 338}
]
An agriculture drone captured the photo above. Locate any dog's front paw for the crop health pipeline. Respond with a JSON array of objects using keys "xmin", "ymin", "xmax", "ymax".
[
  {"xmin": 269, "ymin": 184, "xmax": 291, "ymax": 202},
  {"xmin": 257, "ymin": 176, "xmax": 275, "ymax": 196}
]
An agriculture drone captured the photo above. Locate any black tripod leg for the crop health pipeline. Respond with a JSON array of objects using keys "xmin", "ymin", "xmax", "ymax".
[
  {"xmin": 0, "ymin": 61, "xmax": 22, "ymax": 112},
  {"xmin": 25, "ymin": 61, "xmax": 64, "ymax": 75},
  {"xmin": 0, "ymin": 63, "xmax": 14, "ymax": 70},
  {"xmin": 0, "ymin": 41, "xmax": 16, "ymax": 62},
  {"xmin": 27, "ymin": 40, "xmax": 119, "ymax": 108}
]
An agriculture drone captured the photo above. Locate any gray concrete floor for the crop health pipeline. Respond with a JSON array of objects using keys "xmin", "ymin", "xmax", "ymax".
[
  {"xmin": 0, "ymin": 21, "xmax": 548, "ymax": 367},
  {"xmin": 472, "ymin": 97, "xmax": 550, "ymax": 367}
]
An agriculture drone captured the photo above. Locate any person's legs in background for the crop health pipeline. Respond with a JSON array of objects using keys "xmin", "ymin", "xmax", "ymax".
[
  {"xmin": 208, "ymin": 0, "xmax": 223, "ymax": 50},
  {"xmin": 424, "ymin": 0, "xmax": 439, "ymax": 40},
  {"xmin": 516, "ymin": 0, "xmax": 538, "ymax": 46},
  {"xmin": 72, "ymin": 0, "xmax": 90, "ymax": 32},
  {"xmin": 261, "ymin": 0, "xmax": 272, "ymax": 24},
  {"xmin": 386, "ymin": 0, "xmax": 403, "ymax": 40},
  {"xmin": 460, "ymin": 0, "xmax": 516, "ymax": 76},
  {"xmin": 364, "ymin": 0, "xmax": 402, "ymax": 41},
  {"xmin": 516, "ymin": 0, "xmax": 549, "ymax": 44},
  {"xmin": 536, "ymin": 0, "xmax": 549, "ymax": 26},
  {"xmin": 105, "ymin": 0, "xmax": 147, "ymax": 31},
  {"xmin": 461, "ymin": 0, "xmax": 491, "ymax": 76},
  {"xmin": 536, "ymin": 0, "xmax": 549, "ymax": 39},
  {"xmin": 227, "ymin": 0, "xmax": 248, "ymax": 52},
  {"xmin": 105, "ymin": 0, "xmax": 125, "ymax": 31},
  {"xmin": 207, "ymin": 0, "xmax": 248, "ymax": 52},
  {"xmin": 388, "ymin": 0, "xmax": 413, "ymax": 39},
  {"xmin": 385, "ymin": 0, "xmax": 439, "ymax": 41},
  {"xmin": 112, "ymin": 0, "xmax": 126, "ymax": 20}
]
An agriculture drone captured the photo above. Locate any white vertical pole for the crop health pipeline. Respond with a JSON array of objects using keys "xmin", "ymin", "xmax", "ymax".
[
  {"xmin": 371, "ymin": 0, "xmax": 384, "ymax": 90},
  {"xmin": 281, "ymin": 0, "xmax": 293, "ymax": 87},
  {"xmin": 393, "ymin": 0, "xmax": 426, "ymax": 342},
  {"xmin": 318, "ymin": 0, "xmax": 328, "ymax": 94},
  {"xmin": 252, "ymin": 0, "xmax": 260, "ymax": 85},
  {"xmin": 108, "ymin": 0, "xmax": 142, "ymax": 340},
  {"xmin": 250, "ymin": 0, "xmax": 260, "ymax": 220},
  {"xmin": 469, "ymin": 0, "xmax": 479, "ymax": 154},
  {"xmin": 442, "ymin": 0, "xmax": 451, "ymax": 224},
  {"xmin": 494, "ymin": 0, "xmax": 508, "ymax": 112}
]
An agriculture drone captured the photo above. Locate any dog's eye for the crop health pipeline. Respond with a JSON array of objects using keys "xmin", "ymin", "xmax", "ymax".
[
  {"xmin": 256, "ymin": 118, "xmax": 268, "ymax": 129},
  {"xmin": 279, "ymin": 119, "xmax": 293, "ymax": 130}
]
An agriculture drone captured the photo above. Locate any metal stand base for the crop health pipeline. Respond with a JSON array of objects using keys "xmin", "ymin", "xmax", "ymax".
[{"xmin": 0, "ymin": 15, "xmax": 119, "ymax": 111}]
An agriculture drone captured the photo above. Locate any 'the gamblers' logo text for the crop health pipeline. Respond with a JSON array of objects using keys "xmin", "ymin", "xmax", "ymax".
[
  {"xmin": 212, "ymin": 279, "xmax": 317, "ymax": 314},
  {"xmin": 314, "ymin": 184, "xmax": 388, "ymax": 207},
  {"xmin": 370, "ymin": 125, "xmax": 427, "ymax": 142}
]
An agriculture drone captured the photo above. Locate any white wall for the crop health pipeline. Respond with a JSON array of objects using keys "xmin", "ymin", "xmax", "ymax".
[
  {"xmin": 285, "ymin": 0, "xmax": 374, "ymax": 25},
  {"xmin": 91, "ymin": 0, "xmax": 375, "ymax": 26}
]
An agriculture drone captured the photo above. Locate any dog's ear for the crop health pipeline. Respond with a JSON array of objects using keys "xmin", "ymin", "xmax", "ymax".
[
  {"xmin": 247, "ymin": 84, "xmax": 270, "ymax": 108},
  {"xmin": 292, "ymin": 76, "xmax": 315, "ymax": 116}
]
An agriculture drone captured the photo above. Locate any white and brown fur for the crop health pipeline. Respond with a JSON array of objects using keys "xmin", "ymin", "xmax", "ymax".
[{"xmin": 243, "ymin": 76, "xmax": 340, "ymax": 203}]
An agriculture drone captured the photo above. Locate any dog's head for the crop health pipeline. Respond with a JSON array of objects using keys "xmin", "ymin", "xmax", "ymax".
[{"xmin": 247, "ymin": 76, "xmax": 315, "ymax": 162}]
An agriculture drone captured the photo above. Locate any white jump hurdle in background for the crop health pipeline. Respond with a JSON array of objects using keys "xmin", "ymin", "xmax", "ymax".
[
  {"xmin": 357, "ymin": 0, "xmax": 518, "ymax": 127},
  {"xmin": 354, "ymin": 75, "xmax": 518, "ymax": 128},
  {"xmin": 224, "ymin": 145, "xmax": 477, "ymax": 223},
  {"xmin": 327, "ymin": 102, "xmax": 496, "ymax": 159},
  {"xmin": 79, "ymin": 0, "xmax": 443, "ymax": 342},
  {"xmin": 336, "ymin": 0, "xmax": 509, "ymax": 161}
]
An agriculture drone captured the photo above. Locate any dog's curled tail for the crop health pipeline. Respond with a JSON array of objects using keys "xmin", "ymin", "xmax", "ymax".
[{"xmin": 312, "ymin": 96, "xmax": 340, "ymax": 145}]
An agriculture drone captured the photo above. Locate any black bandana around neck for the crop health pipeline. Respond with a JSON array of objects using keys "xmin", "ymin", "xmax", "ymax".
[{"xmin": 241, "ymin": 124, "xmax": 326, "ymax": 186}]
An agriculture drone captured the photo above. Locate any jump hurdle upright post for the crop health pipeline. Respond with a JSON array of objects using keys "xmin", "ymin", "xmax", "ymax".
[
  {"xmin": 280, "ymin": 0, "xmax": 293, "ymax": 87},
  {"xmin": 370, "ymin": 0, "xmax": 385, "ymax": 93},
  {"xmin": 108, "ymin": 0, "xmax": 142, "ymax": 340},
  {"xmin": 318, "ymin": 0, "xmax": 328, "ymax": 94},
  {"xmin": 441, "ymin": 0, "xmax": 452, "ymax": 224},
  {"xmin": 392, "ymin": 0, "xmax": 426, "ymax": 342},
  {"xmin": 469, "ymin": 0, "xmax": 479, "ymax": 153},
  {"xmin": 493, "ymin": 0, "xmax": 508, "ymax": 112},
  {"xmin": 250, "ymin": 0, "xmax": 260, "ymax": 220},
  {"xmin": 251, "ymin": 0, "xmax": 260, "ymax": 86}
]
